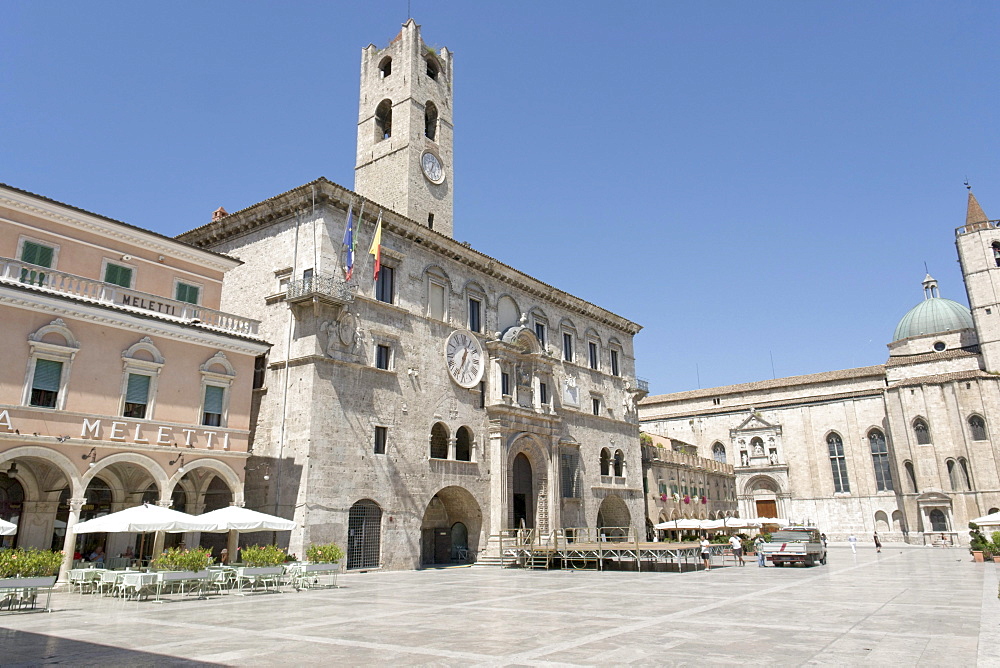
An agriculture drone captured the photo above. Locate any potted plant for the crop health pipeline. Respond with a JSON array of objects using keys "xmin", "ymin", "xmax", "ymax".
[
  {"xmin": 152, "ymin": 547, "xmax": 212, "ymax": 581},
  {"xmin": 0, "ymin": 548, "xmax": 62, "ymax": 588},
  {"xmin": 970, "ymin": 523, "xmax": 987, "ymax": 563},
  {"xmin": 239, "ymin": 544, "xmax": 287, "ymax": 577},
  {"xmin": 991, "ymin": 531, "xmax": 1000, "ymax": 563},
  {"xmin": 303, "ymin": 542, "xmax": 345, "ymax": 573}
]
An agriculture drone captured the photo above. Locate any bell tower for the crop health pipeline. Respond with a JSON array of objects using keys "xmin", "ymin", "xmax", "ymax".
[
  {"xmin": 355, "ymin": 20, "xmax": 454, "ymax": 238},
  {"xmin": 956, "ymin": 189, "xmax": 1000, "ymax": 370}
]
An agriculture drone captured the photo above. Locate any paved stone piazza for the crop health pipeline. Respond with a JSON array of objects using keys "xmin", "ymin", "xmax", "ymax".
[{"xmin": 2, "ymin": 547, "xmax": 998, "ymax": 666}]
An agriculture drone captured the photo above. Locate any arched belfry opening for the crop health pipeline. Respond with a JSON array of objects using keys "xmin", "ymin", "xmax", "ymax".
[
  {"xmin": 378, "ymin": 56, "xmax": 392, "ymax": 78},
  {"xmin": 424, "ymin": 101, "xmax": 438, "ymax": 141},
  {"xmin": 375, "ymin": 99, "xmax": 392, "ymax": 140}
]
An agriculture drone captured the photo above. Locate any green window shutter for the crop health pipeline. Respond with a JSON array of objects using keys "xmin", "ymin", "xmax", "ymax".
[
  {"xmin": 22, "ymin": 241, "xmax": 54, "ymax": 268},
  {"xmin": 104, "ymin": 263, "xmax": 133, "ymax": 288},
  {"xmin": 203, "ymin": 385, "xmax": 224, "ymax": 414},
  {"xmin": 125, "ymin": 373, "xmax": 151, "ymax": 404},
  {"xmin": 32, "ymin": 359, "xmax": 63, "ymax": 391},
  {"xmin": 176, "ymin": 283, "xmax": 199, "ymax": 304}
]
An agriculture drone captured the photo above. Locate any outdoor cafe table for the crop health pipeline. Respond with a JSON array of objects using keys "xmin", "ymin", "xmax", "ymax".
[{"xmin": 68, "ymin": 568, "xmax": 106, "ymax": 593}]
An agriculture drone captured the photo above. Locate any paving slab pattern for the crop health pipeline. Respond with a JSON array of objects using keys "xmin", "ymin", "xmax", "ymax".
[{"xmin": 0, "ymin": 547, "xmax": 997, "ymax": 666}]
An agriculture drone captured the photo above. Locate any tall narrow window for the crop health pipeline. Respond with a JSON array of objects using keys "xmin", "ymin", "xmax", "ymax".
[
  {"xmin": 712, "ymin": 443, "xmax": 726, "ymax": 464},
  {"xmin": 374, "ymin": 426, "xmax": 387, "ymax": 454},
  {"xmin": 455, "ymin": 426, "xmax": 472, "ymax": 461},
  {"xmin": 913, "ymin": 419, "xmax": 931, "ymax": 445},
  {"xmin": 613, "ymin": 449, "xmax": 625, "ymax": 477},
  {"xmin": 253, "ymin": 354, "xmax": 267, "ymax": 390},
  {"xmin": 175, "ymin": 282, "xmax": 200, "ymax": 305},
  {"xmin": 123, "ymin": 373, "xmax": 151, "ymax": 418},
  {"xmin": 501, "ymin": 371, "xmax": 511, "ymax": 396},
  {"xmin": 599, "ymin": 448, "xmax": 611, "ymax": 476},
  {"xmin": 993, "ymin": 242, "xmax": 1000, "ymax": 268},
  {"xmin": 539, "ymin": 382, "xmax": 548, "ymax": 405},
  {"xmin": 426, "ymin": 56, "xmax": 439, "ymax": 80},
  {"xmin": 29, "ymin": 359, "xmax": 63, "ymax": 408},
  {"xmin": 104, "ymin": 263, "xmax": 133, "ymax": 288},
  {"xmin": 468, "ymin": 298, "xmax": 482, "ymax": 333},
  {"xmin": 947, "ymin": 459, "xmax": 959, "ymax": 490},
  {"xmin": 563, "ymin": 332, "xmax": 574, "ymax": 362},
  {"xmin": 868, "ymin": 429, "xmax": 893, "ymax": 492},
  {"xmin": 827, "ymin": 433, "xmax": 850, "ymax": 493},
  {"xmin": 534, "ymin": 322, "xmax": 546, "ymax": 345},
  {"xmin": 378, "ymin": 56, "xmax": 392, "ymax": 78},
  {"xmin": 610, "ymin": 349, "xmax": 620, "ymax": 377},
  {"xmin": 958, "ymin": 457, "xmax": 973, "ymax": 490},
  {"xmin": 202, "ymin": 385, "xmax": 224, "ymax": 427},
  {"xmin": 375, "ymin": 265, "xmax": 394, "ymax": 303},
  {"xmin": 969, "ymin": 415, "xmax": 988, "ymax": 441},
  {"xmin": 429, "ymin": 422, "xmax": 449, "ymax": 459},
  {"xmin": 561, "ymin": 453, "xmax": 581, "ymax": 498},
  {"xmin": 904, "ymin": 460, "xmax": 918, "ymax": 492},
  {"xmin": 428, "ymin": 281, "xmax": 446, "ymax": 321},
  {"xmin": 592, "ymin": 397, "xmax": 601, "ymax": 416},
  {"xmin": 424, "ymin": 101, "xmax": 438, "ymax": 140},
  {"xmin": 375, "ymin": 99, "xmax": 392, "ymax": 140},
  {"xmin": 588, "ymin": 342, "xmax": 599, "ymax": 370},
  {"xmin": 375, "ymin": 344, "xmax": 391, "ymax": 370}
]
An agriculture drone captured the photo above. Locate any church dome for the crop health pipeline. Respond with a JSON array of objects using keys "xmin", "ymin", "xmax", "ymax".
[{"xmin": 892, "ymin": 274, "xmax": 974, "ymax": 342}]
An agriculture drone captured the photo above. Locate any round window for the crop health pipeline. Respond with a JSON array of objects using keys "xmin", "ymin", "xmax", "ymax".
[{"xmin": 933, "ymin": 341, "xmax": 946, "ymax": 352}]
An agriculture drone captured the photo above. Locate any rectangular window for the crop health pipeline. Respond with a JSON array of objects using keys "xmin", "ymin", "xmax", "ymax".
[
  {"xmin": 374, "ymin": 426, "xmax": 387, "ymax": 454},
  {"xmin": 375, "ymin": 344, "xmax": 391, "ymax": 370},
  {"xmin": 563, "ymin": 332, "xmax": 574, "ymax": 362},
  {"xmin": 534, "ymin": 322, "xmax": 546, "ymax": 345},
  {"xmin": 560, "ymin": 453, "xmax": 581, "ymax": 498},
  {"xmin": 429, "ymin": 282, "xmax": 446, "ymax": 320},
  {"xmin": 539, "ymin": 382, "xmax": 548, "ymax": 405},
  {"xmin": 253, "ymin": 354, "xmax": 267, "ymax": 390},
  {"xmin": 123, "ymin": 373, "xmax": 151, "ymax": 418},
  {"xmin": 202, "ymin": 385, "xmax": 224, "ymax": 426},
  {"xmin": 20, "ymin": 240, "xmax": 54, "ymax": 285},
  {"xmin": 104, "ymin": 263, "xmax": 133, "ymax": 288},
  {"xmin": 468, "ymin": 298, "xmax": 482, "ymax": 333},
  {"xmin": 592, "ymin": 397, "xmax": 601, "ymax": 416},
  {"xmin": 375, "ymin": 266, "xmax": 395, "ymax": 304},
  {"xmin": 29, "ymin": 359, "xmax": 62, "ymax": 408},
  {"xmin": 588, "ymin": 342, "xmax": 599, "ymax": 370},
  {"xmin": 501, "ymin": 372, "xmax": 511, "ymax": 396},
  {"xmin": 176, "ymin": 282, "xmax": 200, "ymax": 305},
  {"xmin": 610, "ymin": 349, "xmax": 620, "ymax": 376}
]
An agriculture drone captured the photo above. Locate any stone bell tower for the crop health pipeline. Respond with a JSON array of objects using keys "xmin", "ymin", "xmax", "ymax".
[
  {"xmin": 956, "ymin": 190, "xmax": 1000, "ymax": 371},
  {"xmin": 355, "ymin": 19, "xmax": 454, "ymax": 238}
]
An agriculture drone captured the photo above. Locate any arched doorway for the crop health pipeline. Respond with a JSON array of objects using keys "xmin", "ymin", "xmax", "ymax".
[
  {"xmin": 347, "ymin": 499, "xmax": 382, "ymax": 570},
  {"xmin": 420, "ymin": 486, "xmax": 482, "ymax": 565},
  {"xmin": 0, "ymin": 473, "xmax": 24, "ymax": 548},
  {"xmin": 746, "ymin": 475, "xmax": 781, "ymax": 519},
  {"xmin": 596, "ymin": 495, "xmax": 631, "ymax": 540},
  {"xmin": 512, "ymin": 453, "xmax": 533, "ymax": 529}
]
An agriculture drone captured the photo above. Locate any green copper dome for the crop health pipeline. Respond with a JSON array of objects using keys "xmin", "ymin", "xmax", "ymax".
[{"xmin": 892, "ymin": 275, "xmax": 974, "ymax": 342}]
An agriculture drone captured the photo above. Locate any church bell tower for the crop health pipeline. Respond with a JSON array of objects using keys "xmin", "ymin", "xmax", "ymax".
[
  {"xmin": 956, "ymin": 190, "xmax": 1000, "ymax": 371},
  {"xmin": 355, "ymin": 20, "xmax": 454, "ymax": 238}
]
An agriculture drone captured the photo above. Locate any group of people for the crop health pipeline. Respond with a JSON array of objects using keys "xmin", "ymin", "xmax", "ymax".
[
  {"xmin": 847, "ymin": 532, "xmax": 882, "ymax": 554},
  {"xmin": 699, "ymin": 534, "xmax": 768, "ymax": 570}
]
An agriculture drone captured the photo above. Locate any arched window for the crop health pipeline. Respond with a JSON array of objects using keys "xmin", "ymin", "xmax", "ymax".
[
  {"xmin": 426, "ymin": 55, "xmax": 439, "ymax": 79},
  {"xmin": 375, "ymin": 99, "xmax": 392, "ymax": 140},
  {"xmin": 424, "ymin": 101, "xmax": 438, "ymax": 141},
  {"xmin": 827, "ymin": 433, "xmax": 850, "ymax": 493},
  {"xmin": 613, "ymin": 449, "xmax": 625, "ymax": 477},
  {"xmin": 969, "ymin": 415, "xmax": 988, "ymax": 441},
  {"xmin": 599, "ymin": 448, "xmax": 611, "ymax": 476},
  {"xmin": 378, "ymin": 56, "xmax": 392, "ymax": 78},
  {"xmin": 946, "ymin": 459, "xmax": 959, "ymax": 490},
  {"xmin": 711, "ymin": 442, "xmax": 726, "ymax": 463},
  {"xmin": 929, "ymin": 508, "xmax": 948, "ymax": 532},
  {"xmin": 430, "ymin": 422, "xmax": 449, "ymax": 459},
  {"xmin": 455, "ymin": 426, "xmax": 472, "ymax": 462},
  {"xmin": 993, "ymin": 241, "xmax": 1000, "ymax": 268},
  {"xmin": 904, "ymin": 460, "xmax": 918, "ymax": 493},
  {"xmin": 958, "ymin": 457, "xmax": 973, "ymax": 490},
  {"xmin": 868, "ymin": 429, "xmax": 893, "ymax": 492},
  {"xmin": 913, "ymin": 418, "xmax": 931, "ymax": 445}
]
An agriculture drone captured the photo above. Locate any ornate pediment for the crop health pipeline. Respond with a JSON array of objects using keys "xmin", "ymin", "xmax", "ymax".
[{"xmin": 733, "ymin": 411, "xmax": 777, "ymax": 433}]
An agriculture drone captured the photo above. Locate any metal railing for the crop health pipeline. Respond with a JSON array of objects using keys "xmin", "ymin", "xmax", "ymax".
[
  {"xmin": 0, "ymin": 257, "xmax": 260, "ymax": 337},
  {"xmin": 286, "ymin": 273, "xmax": 353, "ymax": 303},
  {"xmin": 636, "ymin": 377, "xmax": 649, "ymax": 393}
]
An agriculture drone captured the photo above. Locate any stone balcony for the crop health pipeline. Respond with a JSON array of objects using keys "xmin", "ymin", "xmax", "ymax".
[{"xmin": 1, "ymin": 257, "xmax": 261, "ymax": 338}]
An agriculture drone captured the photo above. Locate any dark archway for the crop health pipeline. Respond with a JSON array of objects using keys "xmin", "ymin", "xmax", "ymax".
[
  {"xmin": 596, "ymin": 495, "xmax": 631, "ymax": 540},
  {"xmin": 929, "ymin": 508, "xmax": 948, "ymax": 532},
  {"xmin": 430, "ymin": 422, "xmax": 449, "ymax": 459},
  {"xmin": 0, "ymin": 473, "xmax": 24, "ymax": 548},
  {"xmin": 455, "ymin": 426, "xmax": 473, "ymax": 461},
  {"xmin": 420, "ymin": 486, "xmax": 482, "ymax": 565},
  {"xmin": 512, "ymin": 453, "xmax": 533, "ymax": 529},
  {"xmin": 347, "ymin": 499, "xmax": 382, "ymax": 570}
]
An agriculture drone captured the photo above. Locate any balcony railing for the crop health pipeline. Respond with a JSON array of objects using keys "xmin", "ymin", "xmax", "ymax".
[
  {"xmin": 636, "ymin": 377, "xmax": 649, "ymax": 393},
  {"xmin": 286, "ymin": 273, "xmax": 354, "ymax": 306},
  {"xmin": 1, "ymin": 257, "xmax": 261, "ymax": 337},
  {"xmin": 956, "ymin": 219, "xmax": 1000, "ymax": 235}
]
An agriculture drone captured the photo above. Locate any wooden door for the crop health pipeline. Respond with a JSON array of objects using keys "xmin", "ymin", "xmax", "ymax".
[{"xmin": 756, "ymin": 500, "xmax": 777, "ymax": 517}]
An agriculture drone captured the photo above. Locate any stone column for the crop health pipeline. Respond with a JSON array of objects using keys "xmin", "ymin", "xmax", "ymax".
[
  {"xmin": 485, "ymin": 428, "xmax": 507, "ymax": 556},
  {"xmin": 57, "ymin": 498, "xmax": 86, "ymax": 585}
]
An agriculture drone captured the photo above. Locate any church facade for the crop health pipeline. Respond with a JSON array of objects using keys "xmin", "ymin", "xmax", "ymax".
[
  {"xmin": 179, "ymin": 21, "xmax": 646, "ymax": 569},
  {"xmin": 639, "ymin": 194, "xmax": 1000, "ymax": 545}
]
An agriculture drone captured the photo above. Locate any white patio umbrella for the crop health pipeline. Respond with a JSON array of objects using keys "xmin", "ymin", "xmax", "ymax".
[
  {"xmin": 970, "ymin": 511, "xmax": 1000, "ymax": 527},
  {"xmin": 72, "ymin": 503, "xmax": 216, "ymax": 534},
  {"xmin": 197, "ymin": 506, "xmax": 296, "ymax": 533},
  {"xmin": 0, "ymin": 518, "xmax": 16, "ymax": 536},
  {"xmin": 654, "ymin": 518, "xmax": 704, "ymax": 531}
]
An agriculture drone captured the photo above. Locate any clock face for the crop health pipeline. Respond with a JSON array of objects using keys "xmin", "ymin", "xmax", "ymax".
[
  {"xmin": 421, "ymin": 151, "xmax": 445, "ymax": 184},
  {"xmin": 444, "ymin": 329, "xmax": 484, "ymax": 388}
]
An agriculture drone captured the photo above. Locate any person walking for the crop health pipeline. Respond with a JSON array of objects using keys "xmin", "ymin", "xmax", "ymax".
[
  {"xmin": 873, "ymin": 531, "xmax": 882, "ymax": 553},
  {"xmin": 729, "ymin": 534, "xmax": 745, "ymax": 566},
  {"xmin": 700, "ymin": 536, "xmax": 712, "ymax": 571},
  {"xmin": 755, "ymin": 535, "xmax": 766, "ymax": 567},
  {"xmin": 849, "ymin": 534, "xmax": 858, "ymax": 554}
]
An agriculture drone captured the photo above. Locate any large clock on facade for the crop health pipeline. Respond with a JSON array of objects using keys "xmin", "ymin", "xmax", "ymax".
[
  {"xmin": 421, "ymin": 151, "xmax": 445, "ymax": 184},
  {"xmin": 445, "ymin": 329, "xmax": 484, "ymax": 388}
]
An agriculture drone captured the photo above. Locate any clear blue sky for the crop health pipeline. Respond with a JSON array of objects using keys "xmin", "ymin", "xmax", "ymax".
[{"xmin": 3, "ymin": 1, "xmax": 999, "ymax": 394}]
